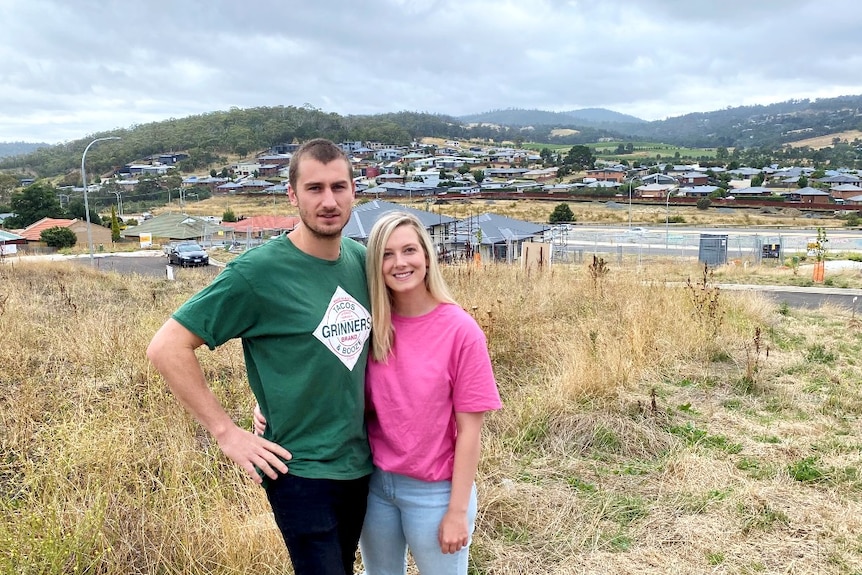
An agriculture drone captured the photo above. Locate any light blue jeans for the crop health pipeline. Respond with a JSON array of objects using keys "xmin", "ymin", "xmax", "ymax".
[{"xmin": 359, "ymin": 468, "xmax": 477, "ymax": 575}]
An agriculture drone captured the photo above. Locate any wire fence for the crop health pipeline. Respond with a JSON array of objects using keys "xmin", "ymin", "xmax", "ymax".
[{"xmin": 548, "ymin": 227, "xmax": 862, "ymax": 267}]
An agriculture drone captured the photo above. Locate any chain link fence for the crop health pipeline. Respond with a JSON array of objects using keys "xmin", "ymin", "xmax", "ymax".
[{"xmin": 547, "ymin": 226, "xmax": 859, "ymax": 267}]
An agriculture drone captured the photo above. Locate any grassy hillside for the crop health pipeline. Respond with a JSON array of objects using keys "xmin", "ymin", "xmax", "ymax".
[{"xmin": 2, "ymin": 258, "xmax": 861, "ymax": 574}]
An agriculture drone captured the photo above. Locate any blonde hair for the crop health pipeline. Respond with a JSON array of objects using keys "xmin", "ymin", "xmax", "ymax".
[{"xmin": 366, "ymin": 211, "xmax": 456, "ymax": 361}]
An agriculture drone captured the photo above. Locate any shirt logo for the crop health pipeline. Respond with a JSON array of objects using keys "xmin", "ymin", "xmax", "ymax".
[{"xmin": 313, "ymin": 286, "xmax": 372, "ymax": 371}]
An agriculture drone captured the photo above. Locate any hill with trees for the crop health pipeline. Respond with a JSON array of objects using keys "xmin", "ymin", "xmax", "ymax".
[
  {"xmin": 2, "ymin": 96, "xmax": 862, "ymax": 181},
  {"xmin": 0, "ymin": 141, "xmax": 49, "ymax": 158},
  {"xmin": 459, "ymin": 97, "xmax": 862, "ymax": 150}
]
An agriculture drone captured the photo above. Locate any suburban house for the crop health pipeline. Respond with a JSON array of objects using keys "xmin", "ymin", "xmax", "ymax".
[
  {"xmin": 732, "ymin": 186, "xmax": 774, "ymax": 198},
  {"xmin": 220, "ymin": 215, "xmax": 299, "ymax": 241},
  {"xmin": 0, "ymin": 229, "xmax": 26, "ymax": 256},
  {"xmin": 121, "ymin": 213, "xmax": 230, "ymax": 244},
  {"xmin": 640, "ymin": 173, "xmax": 678, "ymax": 186},
  {"xmin": 677, "ymin": 171, "xmax": 709, "ymax": 186},
  {"xmin": 16, "ymin": 217, "xmax": 112, "ymax": 251},
  {"xmin": 830, "ymin": 183, "xmax": 862, "ymax": 201},
  {"xmin": 374, "ymin": 148, "xmax": 403, "ymax": 161},
  {"xmin": 485, "ymin": 168, "xmax": 529, "ymax": 179},
  {"xmin": 585, "ymin": 167, "xmax": 626, "ymax": 183},
  {"xmin": 636, "ymin": 183, "xmax": 676, "ymax": 198},
  {"xmin": 678, "ymin": 185, "xmax": 720, "ymax": 197},
  {"xmin": 342, "ymin": 199, "xmax": 456, "ymax": 250},
  {"xmin": 780, "ymin": 187, "xmax": 832, "ymax": 204},
  {"xmin": 446, "ymin": 213, "xmax": 549, "ymax": 263},
  {"xmin": 522, "ymin": 167, "xmax": 559, "ymax": 181},
  {"xmin": 818, "ymin": 173, "xmax": 860, "ymax": 186}
]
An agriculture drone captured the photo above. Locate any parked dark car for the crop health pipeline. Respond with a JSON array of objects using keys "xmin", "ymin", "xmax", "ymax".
[{"xmin": 167, "ymin": 242, "xmax": 209, "ymax": 267}]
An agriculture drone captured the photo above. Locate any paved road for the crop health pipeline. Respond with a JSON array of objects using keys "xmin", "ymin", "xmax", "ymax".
[
  {"xmin": 719, "ymin": 284, "xmax": 862, "ymax": 311},
  {"xmin": 66, "ymin": 252, "xmax": 221, "ymax": 279}
]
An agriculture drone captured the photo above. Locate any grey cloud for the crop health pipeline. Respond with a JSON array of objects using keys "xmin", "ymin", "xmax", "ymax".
[{"xmin": 1, "ymin": 0, "xmax": 862, "ymax": 141}]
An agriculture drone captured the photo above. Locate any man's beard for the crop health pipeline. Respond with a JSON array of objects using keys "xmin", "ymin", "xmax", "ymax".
[{"xmin": 299, "ymin": 208, "xmax": 344, "ymax": 239}]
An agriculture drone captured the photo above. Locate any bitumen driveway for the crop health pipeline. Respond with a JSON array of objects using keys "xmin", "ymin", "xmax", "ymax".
[
  {"xmin": 718, "ymin": 283, "xmax": 862, "ymax": 311},
  {"xmin": 12, "ymin": 250, "xmax": 221, "ymax": 279}
]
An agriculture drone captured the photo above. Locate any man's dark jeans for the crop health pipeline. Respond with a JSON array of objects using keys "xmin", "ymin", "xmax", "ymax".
[{"xmin": 265, "ymin": 473, "xmax": 370, "ymax": 575}]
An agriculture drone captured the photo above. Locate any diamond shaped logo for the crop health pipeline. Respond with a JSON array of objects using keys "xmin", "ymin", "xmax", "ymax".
[{"xmin": 312, "ymin": 286, "xmax": 372, "ymax": 371}]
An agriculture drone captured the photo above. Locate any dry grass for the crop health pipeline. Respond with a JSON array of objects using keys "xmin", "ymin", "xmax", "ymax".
[
  {"xmin": 2, "ymin": 258, "xmax": 861, "ymax": 574},
  {"xmin": 165, "ymin": 195, "xmax": 841, "ymax": 230},
  {"xmin": 786, "ymin": 130, "xmax": 862, "ymax": 150}
]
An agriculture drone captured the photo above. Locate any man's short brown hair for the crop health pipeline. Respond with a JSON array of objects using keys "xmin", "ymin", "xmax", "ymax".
[{"xmin": 288, "ymin": 139, "xmax": 352, "ymax": 190}]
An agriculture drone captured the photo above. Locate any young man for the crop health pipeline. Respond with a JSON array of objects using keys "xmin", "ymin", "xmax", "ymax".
[{"xmin": 147, "ymin": 138, "xmax": 373, "ymax": 575}]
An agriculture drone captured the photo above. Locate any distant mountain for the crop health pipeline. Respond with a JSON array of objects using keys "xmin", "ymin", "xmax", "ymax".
[
  {"xmin": 459, "ymin": 107, "xmax": 644, "ymax": 128},
  {"xmin": 5, "ymin": 96, "xmax": 862, "ymax": 180},
  {"xmin": 618, "ymin": 95, "xmax": 862, "ymax": 148},
  {"xmin": 0, "ymin": 141, "xmax": 49, "ymax": 158},
  {"xmin": 460, "ymin": 96, "xmax": 862, "ymax": 148},
  {"xmin": 563, "ymin": 108, "xmax": 646, "ymax": 125}
]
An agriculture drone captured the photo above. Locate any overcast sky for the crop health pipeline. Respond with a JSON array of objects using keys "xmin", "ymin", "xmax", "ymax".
[{"xmin": 2, "ymin": 0, "xmax": 861, "ymax": 144}]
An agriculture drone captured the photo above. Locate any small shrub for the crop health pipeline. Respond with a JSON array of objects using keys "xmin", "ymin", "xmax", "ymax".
[
  {"xmin": 549, "ymin": 203, "xmax": 575, "ymax": 223},
  {"xmin": 40, "ymin": 226, "xmax": 77, "ymax": 248},
  {"xmin": 806, "ymin": 343, "xmax": 836, "ymax": 364},
  {"xmin": 788, "ymin": 456, "xmax": 827, "ymax": 483}
]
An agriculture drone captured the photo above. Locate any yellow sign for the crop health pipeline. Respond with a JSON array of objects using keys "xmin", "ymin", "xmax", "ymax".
[{"xmin": 140, "ymin": 233, "xmax": 152, "ymax": 248}]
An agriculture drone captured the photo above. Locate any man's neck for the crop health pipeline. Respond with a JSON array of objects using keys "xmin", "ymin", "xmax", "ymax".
[{"xmin": 287, "ymin": 225, "xmax": 342, "ymax": 261}]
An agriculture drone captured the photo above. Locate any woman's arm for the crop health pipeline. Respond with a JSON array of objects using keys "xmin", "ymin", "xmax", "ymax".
[{"xmin": 438, "ymin": 411, "xmax": 485, "ymax": 554}]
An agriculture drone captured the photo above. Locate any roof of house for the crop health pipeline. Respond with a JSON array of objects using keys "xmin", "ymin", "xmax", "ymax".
[
  {"xmin": 220, "ymin": 216, "xmax": 299, "ymax": 234},
  {"xmin": 0, "ymin": 229, "xmax": 25, "ymax": 242},
  {"xmin": 342, "ymin": 200, "xmax": 456, "ymax": 240},
  {"xmin": 819, "ymin": 174, "xmax": 860, "ymax": 183},
  {"xmin": 733, "ymin": 186, "xmax": 772, "ymax": 195},
  {"xmin": 17, "ymin": 217, "xmax": 77, "ymax": 241},
  {"xmin": 120, "ymin": 213, "xmax": 229, "ymax": 240},
  {"xmin": 637, "ymin": 183, "xmax": 675, "ymax": 191},
  {"xmin": 641, "ymin": 174, "xmax": 677, "ymax": 184},
  {"xmin": 679, "ymin": 185, "xmax": 719, "ymax": 195},
  {"xmin": 729, "ymin": 167, "xmax": 762, "ymax": 176},
  {"xmin": 450, "ymin": 213, "xmax": 548, "ymax": 246},
  {"xmin": 783, "ymin": 187, "xmax": 830, "ymax": 196}
]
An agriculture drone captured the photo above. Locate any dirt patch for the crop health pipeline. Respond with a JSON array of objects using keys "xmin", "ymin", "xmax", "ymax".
[
  {"xmin": 786, "ymin": 130, "xmax": 862, "ymax": 149},
  {"xmin": 550, "ymin": 128, "xmax": 580, "ymax": 137}
]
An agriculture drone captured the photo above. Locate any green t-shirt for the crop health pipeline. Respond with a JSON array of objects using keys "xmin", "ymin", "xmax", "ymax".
[{"xmin": 172, "ymin": 235, "xmax": 373, "ymax": 480}]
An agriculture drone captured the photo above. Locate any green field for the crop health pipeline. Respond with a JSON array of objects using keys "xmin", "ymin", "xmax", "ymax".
[{"xmin": 525, "ymin": 141, "xmax": 719, "ymax": 161}]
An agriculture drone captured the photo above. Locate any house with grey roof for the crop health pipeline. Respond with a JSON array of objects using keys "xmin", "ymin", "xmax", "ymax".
[
  {"xmin": 641, "ymin": 173, "xmax": 677, "ymax": 185},
  {"xmin": 447, "ymin": 213, "xmax": 549, "ymax": 263},
  {"xmin": 121, "ymin": 213, "xmax": 231, "ymax": 245},
  {"xmin": 830, "ymin": 183, "xmax": 862, "ymax": 201},
  {"xmin": 728, "ymin": 167, "xmax": 762, "ymax": 178},
  {"xmin": 678, "ymin": 185, "xmax": 719, "ymax": 197},
  {"xmin": 819, "ymin": 174, "xmax": 860, "ymax": 184},
  {"xmin": 342, "ymin": 200, "xmax": 455, "ymax": 251},
  {"xmin": 780, "ymin": 187, "xmax": 831, "ymax": 204}
]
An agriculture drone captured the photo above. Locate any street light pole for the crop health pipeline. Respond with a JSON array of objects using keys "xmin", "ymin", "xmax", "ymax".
[
  {"xmin": 108, "ymin": 191, "xmax": 122, "ymax": 217},
  {"xmin": 82, "ymin": 136, "xmax": 120, "ymax": 264},
  {"xmin": 665, "ymin": 190, "xmax": 671, "ymax": 252}
]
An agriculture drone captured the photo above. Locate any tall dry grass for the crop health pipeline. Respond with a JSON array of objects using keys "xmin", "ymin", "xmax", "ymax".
[
  {"xmin": 164, "ymin": 195, "xmax": 841, "ymax": 230},
  {"xmin": 1, "ymin": 258, "xmax": 860, "ymax": 574}
]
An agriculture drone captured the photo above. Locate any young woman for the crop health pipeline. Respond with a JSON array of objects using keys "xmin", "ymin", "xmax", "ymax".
[
  {"xmin": 358, "ymin": 211, "xmax": 501, "ymax": 574},
  {"xmin": 256, "ymin": 211, "xmax": 501, "ymax": 574}
]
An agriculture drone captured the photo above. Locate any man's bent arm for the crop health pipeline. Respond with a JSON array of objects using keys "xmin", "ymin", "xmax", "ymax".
[{"xmin": 146, "ymin": 318, "xmax": 291, "ymax": 483}]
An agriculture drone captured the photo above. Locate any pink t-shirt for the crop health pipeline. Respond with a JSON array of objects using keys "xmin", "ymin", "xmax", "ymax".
[{"xmin": 365, "ymin": 303, "xmax": 502, "ymax": 482}]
